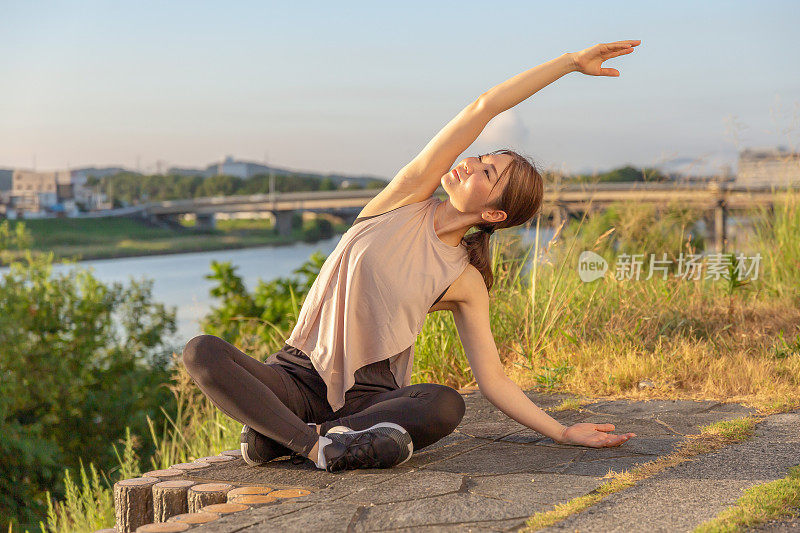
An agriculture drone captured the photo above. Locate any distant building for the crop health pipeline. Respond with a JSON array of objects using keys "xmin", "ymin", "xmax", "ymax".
[
  {"xmin": 6, "ymin": 168, "xmax": 106, "ymax": 218},
  {"xmin": 168, "ymin": 155, "xmax": 291, "ymax": 179},
  {"xmin": 736, "ymin": 147, "xmax": 800, "ymax": 187},
  {"xmin": 0, "ymin": 169, "xmax": 12, "ymax": 191},
  {"xmin": 0, "ymin": 169, "xmax": 13, "ymax": 216},
  {"xmin": 70, "ymin": 166, "xmax": 131, "ymax": 181}
]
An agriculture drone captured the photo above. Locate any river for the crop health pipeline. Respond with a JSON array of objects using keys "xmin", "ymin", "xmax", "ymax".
[
  {"xmin": 0, "ymin": 226, "xmax": 548, "ymax": 353},
  {"xmin": 1, "ymin": 215, "xmax": 756, "ymax": 356}
]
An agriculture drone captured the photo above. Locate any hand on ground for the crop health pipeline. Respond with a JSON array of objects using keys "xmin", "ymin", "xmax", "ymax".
[{"xmin": 560, "ymin": 423, "xmax": 637, "ymax": 447}]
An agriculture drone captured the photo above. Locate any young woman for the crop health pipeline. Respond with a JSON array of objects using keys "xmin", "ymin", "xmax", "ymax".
[{"xmin": 183, "ymin": 39, "xmax": 641, "ymax": 473}]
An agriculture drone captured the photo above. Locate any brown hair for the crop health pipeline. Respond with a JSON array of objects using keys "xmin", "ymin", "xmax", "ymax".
[{"xmin": 461, "ymin": 149, "xmax": 544, "ymax": 291}]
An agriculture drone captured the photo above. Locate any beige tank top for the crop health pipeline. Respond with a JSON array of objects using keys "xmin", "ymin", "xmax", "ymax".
[{"xmin": 285, "ymin": 195, "xmax": 470, "ymax": 411}]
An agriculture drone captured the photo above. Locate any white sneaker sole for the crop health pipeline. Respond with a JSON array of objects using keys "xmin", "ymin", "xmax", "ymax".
[{"xmin": 240, "ymin": 425, "xmax": 265, "ymax": 466}]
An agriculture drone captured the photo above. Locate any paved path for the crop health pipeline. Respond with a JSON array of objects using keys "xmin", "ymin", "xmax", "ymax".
[
  {"xmin": 170, "ymin": 390, "xmax": 796, "ymax": 532},
  {"xmin": 541, "ymin": 410, "xmax": 800, "ymax": 533}
]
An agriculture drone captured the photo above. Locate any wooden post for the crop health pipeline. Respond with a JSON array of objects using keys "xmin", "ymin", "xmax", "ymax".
[
  {"xmin": 166, "ymin": 512, "xmax": 220, "ymax": 525},
  {"xmin": 187, "ymin": 483, "xmax": 233, "ymax": 513},
  {"xmin": 707, "ymin": 180, "xmax": 728, "ymax": 253},
  {"xmin": 113, "ymin": 477, "xmax": 159, "ymax": 533},
  {"xmin": 226, "ymin": 486, "xmax": 273, "ymax": 502},
  {"xmin": 142, "ymin": 469, "xmax": 183, "ymax": 481},
  {"xmin": 194, "ymin": 455, "xmax": 236, "ymax": 464},
  {"xmin": 200, "ymin": 503, "xmax": 250, "ymax": 515},
  {"xmin": 714, "ymin": 197, "xmax": 727, "ymax": 253},
  {"xmin": 152, "ymin": 480, "xmax": 196, "ymax": 522},
  {"xmin": 169, "ymin": 462, "xmax": 211, "ymax": 473},
  {"xmin": 230, "ymin": 494, "xmax": 276, "ymax": 505},
  {"xmin": 135, "ymin": 523, "xmax": 189, "ymax": 532}
]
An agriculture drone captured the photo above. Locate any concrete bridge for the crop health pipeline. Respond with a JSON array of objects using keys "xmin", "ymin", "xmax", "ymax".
[{"xmin": 132, "ymin": 182, "xmax": 796, "ymax": 251}]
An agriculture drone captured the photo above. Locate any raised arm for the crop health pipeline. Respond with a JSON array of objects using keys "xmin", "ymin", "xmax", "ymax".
[
  {"xmin": 391, "ymin": 41, "xmax": 640, "ymax": 203},
  {"xmin": 391, "ymin": 52, "xmax": 575, "ymax": 202}
]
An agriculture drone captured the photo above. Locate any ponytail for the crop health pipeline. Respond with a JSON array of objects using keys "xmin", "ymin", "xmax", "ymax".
[{"xmin": 462, "ymin": 225, "xmax": 496, "ymax": 291}]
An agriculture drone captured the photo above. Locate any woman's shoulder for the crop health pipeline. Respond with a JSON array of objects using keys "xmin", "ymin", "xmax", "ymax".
[
  {"xmin": 355, "ymin": 183, "xmax": 436, "ymax": 220},
  {"xmin": 430, "ymin": 263, "xmax": 485, "ymax": 312}
]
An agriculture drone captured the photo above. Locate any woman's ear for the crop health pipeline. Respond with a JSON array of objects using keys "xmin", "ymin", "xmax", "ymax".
[{"xmin": 482, "ymin": 208, "xmax": 507, "ymax": 224}]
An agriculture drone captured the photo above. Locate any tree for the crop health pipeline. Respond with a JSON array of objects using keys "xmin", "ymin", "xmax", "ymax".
[
  {"xmin": 199, "ymin": 252, "xmax": 326, "ymax": 344},
  {"xmin": 0, "ymin": 220, "xmax": 179, "ymax": 531}
]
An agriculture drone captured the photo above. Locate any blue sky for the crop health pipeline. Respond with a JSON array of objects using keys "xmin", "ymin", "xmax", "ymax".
[{"xmin": 2, "ymin": 0, "xmax": 798, "ymax": 178}]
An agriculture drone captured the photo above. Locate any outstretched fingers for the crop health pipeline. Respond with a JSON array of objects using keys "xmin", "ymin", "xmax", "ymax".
[
  {"xmin": 592, "ymin": 424, "xmax": 637, "ymax": 447},
  {"xmin": 601, "ymin": 432, "xmax": 637, "ymax": 447},
  {"xmin": 608, "ymin": 40, "xmax": 641, "ymax": 47}
]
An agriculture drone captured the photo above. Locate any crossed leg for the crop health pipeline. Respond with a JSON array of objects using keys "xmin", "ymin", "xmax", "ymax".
[
  {"xmin": 182, "ymin": 334, "xmax": 467, "ymax": 462},
  {"xmin": 321, "ymin": 383, "xmax": 466, "ymax": 451},
  {"xmin": 181, "ymin": 334, "xmax": 320, "ymax": 458}
]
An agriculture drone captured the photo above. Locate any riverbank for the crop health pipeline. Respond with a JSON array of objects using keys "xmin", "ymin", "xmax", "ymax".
[{"xmin": 0, "ymin": 215, "xmax": 349, "ymax": 265}]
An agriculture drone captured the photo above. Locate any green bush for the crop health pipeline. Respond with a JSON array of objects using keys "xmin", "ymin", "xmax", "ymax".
[{"xmin": 0, "ymin": 221, "xmax": 179, "ymax": 531}]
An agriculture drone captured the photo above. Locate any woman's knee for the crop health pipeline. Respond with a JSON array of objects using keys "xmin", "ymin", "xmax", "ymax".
[
  {"xmin": 425, "ymin": 384, "xmax": 466, "ymax": 432},
  {"xmin": 182, "ymin": 334, "xmax": 224, "ymax": 378}
]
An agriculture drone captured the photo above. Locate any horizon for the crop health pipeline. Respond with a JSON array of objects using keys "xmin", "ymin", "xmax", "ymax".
[{"xmin": 2, "ymin": 1, "xmax": 797, "ymax": 179}]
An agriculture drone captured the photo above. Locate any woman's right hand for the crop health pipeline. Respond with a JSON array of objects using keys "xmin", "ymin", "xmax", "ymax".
[
  {"xmin": 558, "ymin": 422, "xmax": 637, "ymax": 447},
  {"xmin": 570, "ymin": 40, "xmax": 641, "ymax": 77}
]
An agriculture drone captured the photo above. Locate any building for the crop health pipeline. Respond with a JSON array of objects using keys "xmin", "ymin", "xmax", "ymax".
[
  {"xmin": 0, "ymin": 169, "xmax": 12, "ymax": 191},
  {"xmin": 5, "ymin": 168, "xmax": 105, "ymax": 218},
  {"xmin": 70, "ymin": 166, "xmax": 130, "ymax": 181},
  {"xmin": 168, "ymin": 155, "xmax": 292, "ymax": 179},
  {"xmin": 736, "ymin": 147, "xmax": 800, "ymax": 188}
]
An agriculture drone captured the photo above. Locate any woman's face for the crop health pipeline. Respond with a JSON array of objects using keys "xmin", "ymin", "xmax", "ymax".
[{"xmin": 441, "ymin": 153, "xmax": 513, "ymax": 220}]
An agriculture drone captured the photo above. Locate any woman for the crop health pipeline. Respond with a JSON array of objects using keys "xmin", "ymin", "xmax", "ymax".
[{"xmin": 183, "ymin": 39, "xmax": 641, "ymax": 473}]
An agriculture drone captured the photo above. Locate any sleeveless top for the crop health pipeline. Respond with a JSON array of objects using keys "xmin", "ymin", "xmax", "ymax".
[{"xmin": 284, "ymin": 195, "xmax": 470, "ymax": 411}]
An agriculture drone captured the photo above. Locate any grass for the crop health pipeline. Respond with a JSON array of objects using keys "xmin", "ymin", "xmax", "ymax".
[
  {"xmin": 36, "ymin": 429, "xmax": 141, "ymax": 533},
  {"xmin": 0, "ymin": 215, "xmax": 349, "ymax": 265},
  {"xmin": 693, "ymin": 465, "xmax": 800, "ymax": 532},
  {"xmin": 414, "ymin": 186, "xmax": 800, "ymax": 412},
  {"xmin": 552, "ymin": 397, "xmax": 593, "ymax": 411},
  {"xmin": 143, "ymin": 352, "xmax": 244, "ymax": 470},
  {"xmin": 523, "ymin": 415, "xmax": 762, "ymax": 531},
  {"xmin": 20, "ymin": 187, "xmax": 800, "ymax": 532}
]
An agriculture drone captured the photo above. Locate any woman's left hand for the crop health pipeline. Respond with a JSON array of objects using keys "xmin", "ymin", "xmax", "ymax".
[
  {"xmin": 570, "ymin": 40, "xmax": 641, "ymax": 77},
  {"xmin": 559, "ymin": 423, "xmax": 637, "ymax": 447}
]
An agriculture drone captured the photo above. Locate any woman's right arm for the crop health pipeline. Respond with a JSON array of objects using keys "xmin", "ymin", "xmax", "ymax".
[
  {"xmin": 480, "ymin": 52, "xmax": 577, "ymax": 116},
  {"xmin": 387, "ymin": 53, "xmax": 578, "ymax": 202},
  {"xmin": 481, "ymin": 40, "xmax": 640, "ymax": 116}
]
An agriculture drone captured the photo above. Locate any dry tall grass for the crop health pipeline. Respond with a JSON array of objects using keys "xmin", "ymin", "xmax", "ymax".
[{"xmin": 416, "ymin": 186, "xmax": 800, "ymax": 413}]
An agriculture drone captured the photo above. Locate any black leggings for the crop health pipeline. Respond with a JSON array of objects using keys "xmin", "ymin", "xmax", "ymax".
[{"xmin": 181, "ymin": 335, "xmax": 466, "ymax": 458}]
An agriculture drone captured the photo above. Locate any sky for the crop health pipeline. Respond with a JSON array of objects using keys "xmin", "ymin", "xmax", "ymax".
[{"xmin": 2, "ymin": 0, "xmax": 798, "ymax": 179}]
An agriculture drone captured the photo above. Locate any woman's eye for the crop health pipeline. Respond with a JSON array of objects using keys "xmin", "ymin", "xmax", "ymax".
[{"xmin": 478, "ymin": 156, "xmax": 490, "ymax": 180}]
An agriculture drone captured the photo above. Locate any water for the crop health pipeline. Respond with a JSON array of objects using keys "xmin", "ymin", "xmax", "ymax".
[
  {"xmin": 0, "ymin": 216, "xmax": 753, "ymax": 354},
  {"xmin": 0, "ymin": 237, "xmax": 342, "ymax": 352}
]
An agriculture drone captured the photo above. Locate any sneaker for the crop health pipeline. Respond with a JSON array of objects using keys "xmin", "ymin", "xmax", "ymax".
[
  {"xmin": 240, "ymin": 425, "xmax": 293, "ymax": 466},
  {"xmin": 325, "ymin": 425, "xmax": 353, "ymax": 435},
  {"xmin": 322, "ymin": 422, "xmax": 413, "ymax": 473}
]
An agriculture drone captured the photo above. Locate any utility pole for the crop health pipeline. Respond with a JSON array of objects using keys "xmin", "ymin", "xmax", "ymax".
[{"xmin": 264, "ymin": 150, "xmax": 274, "ymax": 201}]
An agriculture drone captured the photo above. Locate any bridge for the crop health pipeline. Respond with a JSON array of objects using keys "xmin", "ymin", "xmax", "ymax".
[{"xmin": 114, "ymin": 182, "xmax": 795, "ymax": 252}]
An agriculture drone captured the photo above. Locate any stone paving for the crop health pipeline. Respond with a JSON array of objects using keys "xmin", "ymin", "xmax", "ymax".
[
  {"xmin": 541, "ymin": 410, "xmax": 800, "ymax": 533},
  {"xmin": 166, "ymin": 389, "xmax": 793, "ymax": 532}
]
